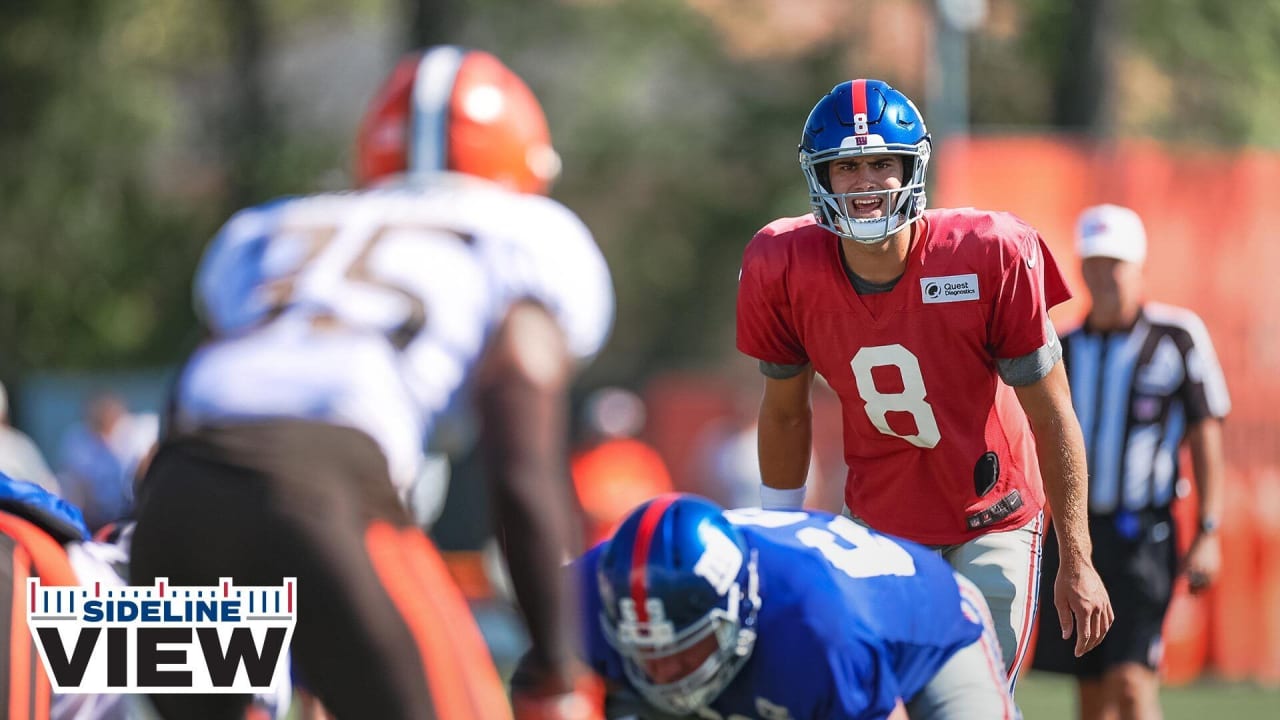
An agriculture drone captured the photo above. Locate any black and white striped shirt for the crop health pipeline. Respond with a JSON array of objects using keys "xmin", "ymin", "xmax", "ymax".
[{"xmin": 1063, "ymin": 302, "xmax": 1231, "ymax": 514}]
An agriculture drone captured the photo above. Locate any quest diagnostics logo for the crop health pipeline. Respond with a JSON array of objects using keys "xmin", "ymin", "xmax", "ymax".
[
  {"xmin": 27, "ymin": 577, "xmax": 296, "ymax": 694},
  {"xmin": 920, "ymin": 274, "xmax": 980, "ymax": 304}
]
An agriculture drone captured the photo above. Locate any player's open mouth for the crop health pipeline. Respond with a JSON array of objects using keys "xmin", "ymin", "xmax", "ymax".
[{"xmin": 848, "ymin": 196, "xmax": 884, "ymax": 218}]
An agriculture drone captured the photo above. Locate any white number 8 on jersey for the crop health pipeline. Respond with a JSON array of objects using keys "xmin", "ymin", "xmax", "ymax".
[{"xmin": 849, "ymin": 344, "xmax": 941, "ymax": 448}]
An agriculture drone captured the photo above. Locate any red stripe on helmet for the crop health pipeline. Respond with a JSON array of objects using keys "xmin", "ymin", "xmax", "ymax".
[
  {"xmin": 851, "ymin": 78, "xmax": 868, "ymax": 133},
  {"xmin": 628, "ymin": 493, "xmax": 682, "ymax": 623}
]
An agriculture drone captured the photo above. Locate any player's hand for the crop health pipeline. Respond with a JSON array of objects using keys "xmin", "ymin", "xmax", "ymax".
[
  {"xmin": 1181, "ymin": 531, "xmax": 1222, "ymax": 594},
  {"xmin": 512, "ymin": 671, "xmax": 605, "ymax": 720},
  {"xmin": 1054, "ymin": 559, "xmax": 1114, "ymax": 657},
  {"xmin": 512, "ymin": 689, "xmax": 604, "ymax": 720},
  {"xmin": 513, "ymin": 686, "xmax": 605, "ymax": 720}
]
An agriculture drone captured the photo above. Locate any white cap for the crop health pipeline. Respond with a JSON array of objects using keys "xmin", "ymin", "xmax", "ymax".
[{"xmin": 1075, "ymin": 204, "xmax": 1147, "ymax": 263}]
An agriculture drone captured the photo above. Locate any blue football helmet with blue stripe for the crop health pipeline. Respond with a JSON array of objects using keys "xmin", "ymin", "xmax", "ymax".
[
  {"xmin": 596, "ymin": 494, "xmax": 760, "ymax": 715},
  {"xmin": 799, "ymin": 79, "xmax": 931, "ymax": 243}
]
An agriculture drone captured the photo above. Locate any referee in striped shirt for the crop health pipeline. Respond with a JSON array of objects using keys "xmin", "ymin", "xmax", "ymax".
[{"xmin": 1032, "ymin": 204, "xmax": 1230, "ymax": 719}]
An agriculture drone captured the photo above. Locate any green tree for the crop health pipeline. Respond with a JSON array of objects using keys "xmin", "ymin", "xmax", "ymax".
[{"xmin": 0, "ymin": 0, "xmax": 382, "ymax": 373}]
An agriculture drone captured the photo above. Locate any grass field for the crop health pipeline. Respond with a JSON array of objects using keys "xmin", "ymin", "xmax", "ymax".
[
  {"xmin": 1016, "ymin": 671, "xmax": 1280, "ymax": 719},
  {"xmin": 273, "ymin": 669, "xmax": 1279, "ymax": 719}
]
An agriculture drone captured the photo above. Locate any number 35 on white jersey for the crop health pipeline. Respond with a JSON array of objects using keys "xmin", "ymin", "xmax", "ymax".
[{"xmin": 178, "ymin": 175, "xmax": 614, "ymax": 491}]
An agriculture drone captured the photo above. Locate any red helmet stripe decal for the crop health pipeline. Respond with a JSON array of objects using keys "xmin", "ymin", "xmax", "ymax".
[
  {"xmin": 851, "ymin": 78, "xmax": 868, "ymax": 133},
  {"xmin": 628, "ymin": 493, "xmax": 681, "ymax": 623}
]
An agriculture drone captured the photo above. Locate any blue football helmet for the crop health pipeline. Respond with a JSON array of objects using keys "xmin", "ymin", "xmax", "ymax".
[
  {"xmin": 799, "ymin": 79, "xmax": 931, "ymax": 243},
  {"xmin": 597, "ymin": 494, "xmax": 760, "ymax": 715}
]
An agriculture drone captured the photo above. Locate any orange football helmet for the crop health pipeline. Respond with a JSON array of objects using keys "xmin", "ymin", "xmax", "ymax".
[{"xmin": 355, "ymin": 46, "xmax": 561, "ymax": 195}]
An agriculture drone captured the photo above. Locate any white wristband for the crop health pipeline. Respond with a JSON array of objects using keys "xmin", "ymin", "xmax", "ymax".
[{"xmin": 760, "ymin": 484, "xmax": 806, "ymax": 510}]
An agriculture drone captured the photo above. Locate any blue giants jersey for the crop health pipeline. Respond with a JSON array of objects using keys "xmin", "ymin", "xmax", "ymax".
[{"xmin": 575, "ymin": 509, "xmax": 984, "ymax": 720}]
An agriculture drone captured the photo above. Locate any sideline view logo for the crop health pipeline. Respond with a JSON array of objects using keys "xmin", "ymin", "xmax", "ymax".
[{"xmin": 27, "ymin": 577, "xmax": 296, "ymax": 694}]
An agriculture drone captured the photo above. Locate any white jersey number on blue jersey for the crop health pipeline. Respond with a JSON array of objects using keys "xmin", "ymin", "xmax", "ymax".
[{"xmin": 725, "ymin": 509, "xmax": 917, "ymax": 579}]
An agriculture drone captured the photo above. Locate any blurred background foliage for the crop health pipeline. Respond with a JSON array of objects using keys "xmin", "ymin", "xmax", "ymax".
[{"xmin": 3, "ymin": 0, "xmax": 1280, "ymax": 382}]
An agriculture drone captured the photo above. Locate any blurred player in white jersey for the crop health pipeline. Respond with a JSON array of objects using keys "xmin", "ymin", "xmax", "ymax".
[{"xmin": 130, "ymin": 46, "xmax": 613, "ymax": 720}]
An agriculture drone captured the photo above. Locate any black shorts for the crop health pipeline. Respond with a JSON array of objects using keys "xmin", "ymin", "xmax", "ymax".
[
  {"xmin": 131, "ymin": 419, "xmax": 511, "ymax": 720},
  {"xmin": 1032, "ymin": 508, "xmax": 1178, "ymax": 677}
]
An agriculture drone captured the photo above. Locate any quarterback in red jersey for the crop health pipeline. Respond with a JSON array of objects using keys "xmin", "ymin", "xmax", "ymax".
[{"xmin": 736, "ymin": 79, "xmax": 1112, "ymax": 692}]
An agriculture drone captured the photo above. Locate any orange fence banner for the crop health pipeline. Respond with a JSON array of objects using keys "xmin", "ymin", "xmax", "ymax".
[{"xmin": 938, "ymin": 136, "xmax": 1279, "ymax": 682}]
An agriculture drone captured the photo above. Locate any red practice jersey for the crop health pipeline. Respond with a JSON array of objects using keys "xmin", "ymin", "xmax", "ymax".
[{"xmin": 737, "ymin": 208, "xmax": 1071, "ymax": 545}]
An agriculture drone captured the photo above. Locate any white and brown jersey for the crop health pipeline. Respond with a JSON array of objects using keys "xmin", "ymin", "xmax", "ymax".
[{"xmin": 177, "ymin": 174, "xmax": 614, "ymax": 493}]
